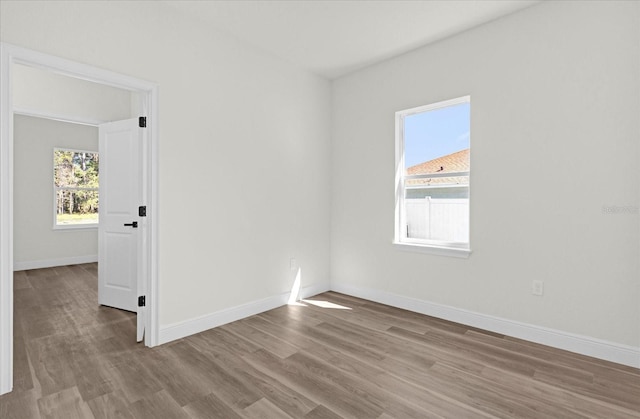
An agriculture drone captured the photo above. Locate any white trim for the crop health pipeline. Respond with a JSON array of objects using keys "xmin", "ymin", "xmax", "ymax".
[
  {"xmin": 405, "ymin": 171, "xmax": 469, "ymax": 180},
  {"xmin": 0, "ymin": 42, "xmax": 160, "ymax": 396},
  {"xmin": 393, "ymin": 242, "xmax": 471, "ymax": 258},
  {"xmin": 159, "ymin": 282, "xmax": 330, "ymax": 345},
  {"xmin": 406, "ymin": 183, "xmax": 468, "ymax": 191},
  {"xmin": 399, "ymin": 95, "xmax": 471, "ymax": 117},
  {"xmin": 51, "ymin": 223, "xmax": 98, "ymax": 231},
  {"xmin": 0, "ymin": 42, "xmax": 14, "ymax": 397},
  {"xmin": 330, "ymin": 282, "xmax": 640, "ymax": 368},
  {"xmin": 146, "ymin": 84, "xmax": 160, "ymax": 350},
  {"xmin": 13, "ymin": 106, "xmax": 106, "ymax": 127},
  {"xmin": 159, "ymin": 294, "xmax": 288, "ymax": 345},
  {"xmin": 14, "ymin": 255, "xmax": 98, "ymax": 271}
]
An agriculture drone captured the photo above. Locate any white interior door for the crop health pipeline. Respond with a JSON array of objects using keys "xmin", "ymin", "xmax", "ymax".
[{"xmin": 98, "ymin": 118, "xmax": 145, "ymax": 341}]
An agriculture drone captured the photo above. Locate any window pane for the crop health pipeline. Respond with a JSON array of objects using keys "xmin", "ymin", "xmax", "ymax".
[
  {"xmin": 55, "ymin": 189, "xmax": 99, "ymax": 225},
  {"xmin": 405, "ymin": 190, "xmax": 469, "ymax": 242},
  {"xmin": 54, "ymin": 150, "xmax": 99, "ymax": 188},
  {"xmin": 404, "ymin": 102, "xmax": 470, "ymax": 170},
  {"xmin": 398, "ymin": 98, "xmax": 470, "ymax": 246},
  {"xmin": 54, "ymin": 149, "xmax": 99, "ymax": 227}
]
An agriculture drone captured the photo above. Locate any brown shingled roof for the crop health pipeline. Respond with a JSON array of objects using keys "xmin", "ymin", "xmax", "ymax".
[{"xmin": 406, "ymin": 148, "xmax": 469, "ymax": 186}]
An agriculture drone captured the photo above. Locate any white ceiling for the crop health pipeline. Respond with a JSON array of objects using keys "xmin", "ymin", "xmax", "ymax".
[{"xmin": 161, "ymin": 0, "xmax": 540, "ymax": 80}]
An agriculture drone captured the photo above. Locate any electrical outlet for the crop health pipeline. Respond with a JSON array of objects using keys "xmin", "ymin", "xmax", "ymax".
[
  {"xmin": 532, "ymin": 280, "xmax": 544, "ymax": 296},
  {"xmin": 290, "ymin": 258, "xmax": 298, "ymax": 270}
]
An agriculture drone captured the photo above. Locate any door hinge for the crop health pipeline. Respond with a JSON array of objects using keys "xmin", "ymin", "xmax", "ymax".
[
  {"xmin": 138, "ymin": 296, "xmax": 146, "ymax": 307},
  {"xmin": 139, "ymin": 116, "xmax": 147, "ymax": 128},
  {"xmin": 139, "ymin": 206, "xmax": 147, "ymax": 217}
]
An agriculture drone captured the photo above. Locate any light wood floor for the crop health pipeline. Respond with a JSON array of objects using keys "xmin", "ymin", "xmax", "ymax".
[{"xmin": 1, "ymin": 264, "xmax": 639, "ymax": 418}]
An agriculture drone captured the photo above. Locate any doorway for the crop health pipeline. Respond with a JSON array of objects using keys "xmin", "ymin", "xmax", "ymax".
[{"xmin": 0, "ymin": 42, "xmax": 159, "ymax": 395}]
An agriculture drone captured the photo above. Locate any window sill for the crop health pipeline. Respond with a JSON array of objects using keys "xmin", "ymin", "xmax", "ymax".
[
  {"xmin": 53, "ymin": 224, "xmax": 98, "ymax": 231},
  {"xmin": 393, "ymin": 241, "xmax": 471, "ymax": 259}
]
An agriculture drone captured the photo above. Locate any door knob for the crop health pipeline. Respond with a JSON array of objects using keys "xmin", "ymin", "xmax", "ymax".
[{"xmin": 124, "ymin": 221, "xmax": 138, "ymax": 228}]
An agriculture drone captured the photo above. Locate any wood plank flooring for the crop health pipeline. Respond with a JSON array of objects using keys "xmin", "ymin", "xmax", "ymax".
[{"xmin": 1, "ymin": 263, "xmax": 639, "ymax": 418}]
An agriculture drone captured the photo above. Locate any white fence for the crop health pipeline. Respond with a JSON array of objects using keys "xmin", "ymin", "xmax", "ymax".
[{"xmin": 405, "ymin": 198, "xmax": 469, "ymax": 242}]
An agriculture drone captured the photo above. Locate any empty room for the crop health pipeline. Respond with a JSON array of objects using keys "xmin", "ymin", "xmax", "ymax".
[{"xmin": 0, "ymin": 1, "xmax": 638, "ymax": 418}]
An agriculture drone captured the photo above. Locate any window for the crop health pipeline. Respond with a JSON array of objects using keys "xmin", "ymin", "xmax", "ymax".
[
  {"xmin": 53, "ymin": 148, "xmax": 99, "ymax": 228},
  {"xmin": 395, "ymin": 96, "xmax": 470, "ymax": 256}
]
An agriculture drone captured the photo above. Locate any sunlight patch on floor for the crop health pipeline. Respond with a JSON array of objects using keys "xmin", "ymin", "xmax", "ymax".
[
  {"xmin": 287, "ymin": 266, "xmax": 351, "ymax": 309},
  {"xmin": 301, "ymin": 299, "xmax": 352, "ymax": 310}
]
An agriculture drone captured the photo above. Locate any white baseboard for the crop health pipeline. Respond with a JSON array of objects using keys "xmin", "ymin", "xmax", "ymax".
[
  {"xmin": 159, "ymin": 281, "xmax": 330, "ymax": 345},
  {"xmin": 330, "ymin": 282, "xmax": 640, "ymax": 369},
  {"xmin": 157, "ymin": 278, "xmax": 639, "ymax": 368},
  {"xmin": 13, "ymin": 255, "xmax": 98, "ymax": 271}
]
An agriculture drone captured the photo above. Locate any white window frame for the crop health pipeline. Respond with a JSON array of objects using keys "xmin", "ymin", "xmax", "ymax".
[
  {"xmin": 394, "ymin": 96, "xmax": 471, "ymax": 258},
  {"xmin": 53, "ymin": 147, "xmax": 99, "ymax": 230}
]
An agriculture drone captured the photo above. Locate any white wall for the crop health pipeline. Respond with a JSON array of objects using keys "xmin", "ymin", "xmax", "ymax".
[
  {"xmin": 1, "ymin": 1, "xmax": 332, "ymax": 327},
  {"xmin": 13, "ymin": 64, "xmax": 132, "ymax": 123},
  {"xmin": 331, "ymin": 1, "xmax": 639, "ymax": 349},
  {"xmin": 13, "ymin": 115, "xmax": 99, "ymax": 268}
]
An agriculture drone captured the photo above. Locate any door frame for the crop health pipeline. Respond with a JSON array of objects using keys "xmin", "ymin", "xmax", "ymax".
[{"xmin": 0, "ymin": 42, "xmax": 160, "ymax": 395}]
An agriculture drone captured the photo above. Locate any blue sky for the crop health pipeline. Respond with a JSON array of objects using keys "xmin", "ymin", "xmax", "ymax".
[{"xmin": 404, "ymin": 102, "xmax": 470, "ymax": 168}]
